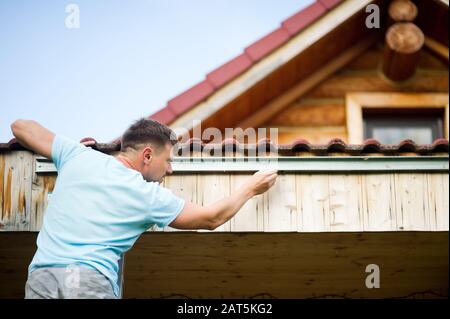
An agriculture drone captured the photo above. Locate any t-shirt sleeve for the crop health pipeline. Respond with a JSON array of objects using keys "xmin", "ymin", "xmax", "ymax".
[
  {"xmin": 51, "ymin": 135, "xmax": 88, "ymax": 171},
  {"xmin": 145, "ymin": 183, "xmax": 185, "ymax": 228}
]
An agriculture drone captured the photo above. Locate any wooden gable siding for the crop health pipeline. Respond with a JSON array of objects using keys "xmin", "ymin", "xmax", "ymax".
[
  {"xmin": 263, "ymin": 42, "xmax": 449, "ymax": 144},
  {"xmin": 193, "ymin": 3, "xmax": 380, "ymax": 134}
]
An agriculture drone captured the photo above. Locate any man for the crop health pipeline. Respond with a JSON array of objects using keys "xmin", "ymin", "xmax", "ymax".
[{"xmin": 10, "ymin": 118, "xmax": 278, "ymax": 299}]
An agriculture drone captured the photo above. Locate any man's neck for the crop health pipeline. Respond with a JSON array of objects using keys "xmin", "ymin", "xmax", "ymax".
[{"xmin": 115, "ymin": 154, "xmax": 138, "ymax": 171}]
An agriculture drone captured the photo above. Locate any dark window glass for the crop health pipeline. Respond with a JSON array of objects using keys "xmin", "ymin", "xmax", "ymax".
[{"xmin": 363, "ymin": 108, "xmax": 444, "ymax": 144}]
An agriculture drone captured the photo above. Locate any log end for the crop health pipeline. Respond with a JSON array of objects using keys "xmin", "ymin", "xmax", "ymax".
[
  {"xmin": 385, "ymin": 22, "xmax": 425, "ymax": 54},
  {"xmin": 388, "ymin": 0, "xmax": 418, "ymax": 22}
]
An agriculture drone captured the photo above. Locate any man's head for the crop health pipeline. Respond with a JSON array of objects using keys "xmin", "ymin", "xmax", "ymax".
[{"xmin": 120, "ymin": 118, "xmax": 177, "ymax": 183}]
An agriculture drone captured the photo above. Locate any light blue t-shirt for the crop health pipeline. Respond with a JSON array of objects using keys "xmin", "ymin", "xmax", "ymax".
[{"xmin": 28, "ymin": 135, "xmax": 185, "ymax": 297}]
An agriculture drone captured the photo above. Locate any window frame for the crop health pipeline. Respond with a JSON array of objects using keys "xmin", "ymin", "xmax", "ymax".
[{"xmin": 345, "ymin": 93, "xmax": 449, "ymax": 144}]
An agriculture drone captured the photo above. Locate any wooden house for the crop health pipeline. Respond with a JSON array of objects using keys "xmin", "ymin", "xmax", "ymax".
[{"xmin": 1, "ymin": 0, "xmax": 448, "ymax": 298}]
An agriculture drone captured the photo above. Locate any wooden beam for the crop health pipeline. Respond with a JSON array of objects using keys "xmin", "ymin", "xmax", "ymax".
[
  {"xmin": 388, "ymin": 0, "xmax": 418, "ymax": 22},
  {"xmin": 388, "ymin": 0, "xmax": 418, "ymax": 23},
  {"xmin": 382, "ymin": 22, "xmax": 425, "ymax": 81},
  {"xmin": 424, "ymin": 36, "xmax": 449, "ymax": 64},
  {"xmin": 266, "ymin": 99, "xmax": 346, "ymax": 127},
  {"xmin": 306, "ymin": 70, "xmax": 448, "ymax": 98},
  {"xmin": 238, "ymin": 35, "xmax": 378, "ymax": 130},
  {"xmin": 445, "ymin": 103, "xmax": 449, "ymax": 140}
]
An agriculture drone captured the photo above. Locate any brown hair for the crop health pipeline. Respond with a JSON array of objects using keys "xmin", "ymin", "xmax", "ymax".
[{"xmin": 121, "ymin": 118, "xmax": 177, "ymax": 152}]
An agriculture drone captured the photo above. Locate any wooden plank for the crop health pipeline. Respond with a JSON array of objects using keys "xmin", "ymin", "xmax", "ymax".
[
  {"xmin": 296, "ymin": 174, "xmax": 330, "ymax": 232},
  {"xmin": 346, "ymin": 43, "xmax": 383, "ymax": 70},
  {"xmin": 157, "ymin": 175, "xmax": 198, "ymax": 232},
  {"xmin": 424, "ymin": 36, "xmax": 449, "ymax": 62},
  {"xmin": 307, "ymin": 72, "xmax": 448, "ymax": 98},
  {"xmin": 395, "ymin": 173, "xmax": 431, "ymax": 231},
  {"xmin": 346, "ymin": 95, "xmax": 364, "ymax": 144},
  {"xmin": 0, "ymin": 151, "xmax": 32, "ymax": 231},
  {"xmin": 267, "ymin": 100, "xmax": 346, "ymax": 127},
  {"xmin": 328, "ymin": 174, "xmax": 364, "ymax": 231},
  {"xmin": 275, "ymin": 126, "xmax": 347, "ymax": 144},
  {"xmin": 197, "ymin": 174, "xmax": 232, "ymax": 232},
  {"xmin": 427, "ymin": 173, "xmax": 449, "ymax": 231},
  {"xmin": 265, "ymin": 174, "xmax": 297, "ymax": 231},
  {"xmin": 230, "ymin": 174, "xmax": 264, "ymax": 231},
  {"xmin": 348, "ymin": 42, "xmax": 448, "ymax": 70},
  {"xmin": 122, "ymin": 232, "xmax": 449, "ymax": 299},
  {"xmin": 445, "ymin": 103, "xmax": 449, "ymax": 139},
  {"xmin": 362, "ymin": 174, "xmax": 397, "ymax": 231},
  {"xmin": 147, "ymin": 179, "xmax": 166, "ymax": 232},
  {"xmin": 346, "ymin": 92, "xmax": 450, "ymax": 108}
]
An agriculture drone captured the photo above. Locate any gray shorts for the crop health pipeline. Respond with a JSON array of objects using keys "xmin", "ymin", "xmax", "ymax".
[{"xmin": 25, "ymin": 265, "xmax": 117, "ymax": 299}]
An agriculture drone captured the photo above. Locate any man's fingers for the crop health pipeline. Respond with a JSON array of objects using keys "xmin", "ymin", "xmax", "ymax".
[
  {"xmin": 255, "ymin": 169, "xmax": 278, "ymax": 176},
  {"xmin": 80, "ymin": 137, "xmax": 97, "ymax": 147},
  {"xmin": 265, "ymin": 172, "xmax": 278, "ymax": 181},
  {"xmin": 82, "ymin": 141, "xmax": 96, "ymax": 146}
]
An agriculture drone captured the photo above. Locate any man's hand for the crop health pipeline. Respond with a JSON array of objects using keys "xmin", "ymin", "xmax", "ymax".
[
  {"xmin": 79, "ymin": 137, "xmax": 97, "ymax": 147},
  {"xmin": 240, "ymin": 169, "xmax": 278, "ymax": 196}
]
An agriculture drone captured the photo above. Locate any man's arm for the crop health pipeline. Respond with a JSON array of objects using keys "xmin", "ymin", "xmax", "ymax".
[
  {"xmin": 10, "ymin": 119, "xmax": 55, "ymax": 159},
  {"xmin": 169, "ymin": 170, "xmax": 278, "ymax": 230}
]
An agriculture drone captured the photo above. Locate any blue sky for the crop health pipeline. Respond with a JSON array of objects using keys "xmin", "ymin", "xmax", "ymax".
[{"xmin": 0, "ymin": 0, "xmax": 313, "ymax": 142}]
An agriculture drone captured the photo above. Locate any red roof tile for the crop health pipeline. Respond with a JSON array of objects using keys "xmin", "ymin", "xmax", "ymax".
[
  {"xmin": 2, "ymin": 138, "xmax": 449, "ymax": 156},
  {"xmin": 174, "ymin": 138, "xmax": 450, "ymax": 156},
  {"xmin": 148, "ymin": 107, "xmax": 177, "ymax": 124},
  {"xmin": 325, "ymin": 138, "xmax": 347, "ymax": 152},
  {"xmin": 281, "ymin": 2, "xmax": 327, "ymax": 36},
  {"xmin": 318, "ymin": 0, "xmax": 343, "ymax": 10},
  {"xmin": 290, "ymin": 138, "xmax": 312, "ymax": 152},
  {"xmin": 244, "ymin": 27, "xmax": 291, "ymax": 62},
  {"xmin": 206, "ymin": 54, "xmax": 253, "ymax": 88},
  {"xmin": 167, "ymin": 80, "xmax": 215, "ymax": 116}
]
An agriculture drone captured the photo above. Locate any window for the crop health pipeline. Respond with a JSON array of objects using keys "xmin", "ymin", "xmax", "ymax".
[
  {"xmin": 363, "ymin": 109, "xmax": 444, "ymax": 144},
  {"xmin": 346, "ymin": 93, "xmax": 449, "ymax": 144}
]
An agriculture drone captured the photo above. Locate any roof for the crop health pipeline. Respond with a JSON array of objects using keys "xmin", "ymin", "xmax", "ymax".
[
  {"xmin": 146, "ymin": 0, "xmax": 449, "ymax": 131},
  {"xmin": 147, "ymin": 0, "xmax": 344, "ymax": 125},
  {"xmin": 2, "ymin": 137, "xmax": 448, "ymax": 156}
]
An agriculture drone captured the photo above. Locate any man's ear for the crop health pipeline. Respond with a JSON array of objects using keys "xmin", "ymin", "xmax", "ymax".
[{"xmin": 142, "ymin": 147, "xmax": 153, "ymax": 164}]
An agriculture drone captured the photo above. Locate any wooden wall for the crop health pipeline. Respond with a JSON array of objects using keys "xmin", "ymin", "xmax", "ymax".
[
  {"xmin": 0, "ymin": 151, "xmax": 32, "ymax": 231},
  {"xmin": 1, "ymin": 232, "xmax": 447, "ymax": 299},
  {"xmin": 27, "ymin": 171, "xmax": 450, "ymax": 232},
  {"xmin": 263, "ymin": 42, "xmax": 449, "ymax": 144},
  {"xmin": 154, "ymin": 172, "xmax": 449, "ymax": 232},
  {"xmin": 1, "ymin": 151, "xmax": 448, "ymax": 233},
  {"xmin": 0, "ymin": 151, "xmax": 448, "ymax": 298}
]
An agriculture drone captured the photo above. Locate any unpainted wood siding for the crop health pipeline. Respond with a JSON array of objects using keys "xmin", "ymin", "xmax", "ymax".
[{"xmin": 2, "ymin": 151, "xmax": 447, "ymax": 232}]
